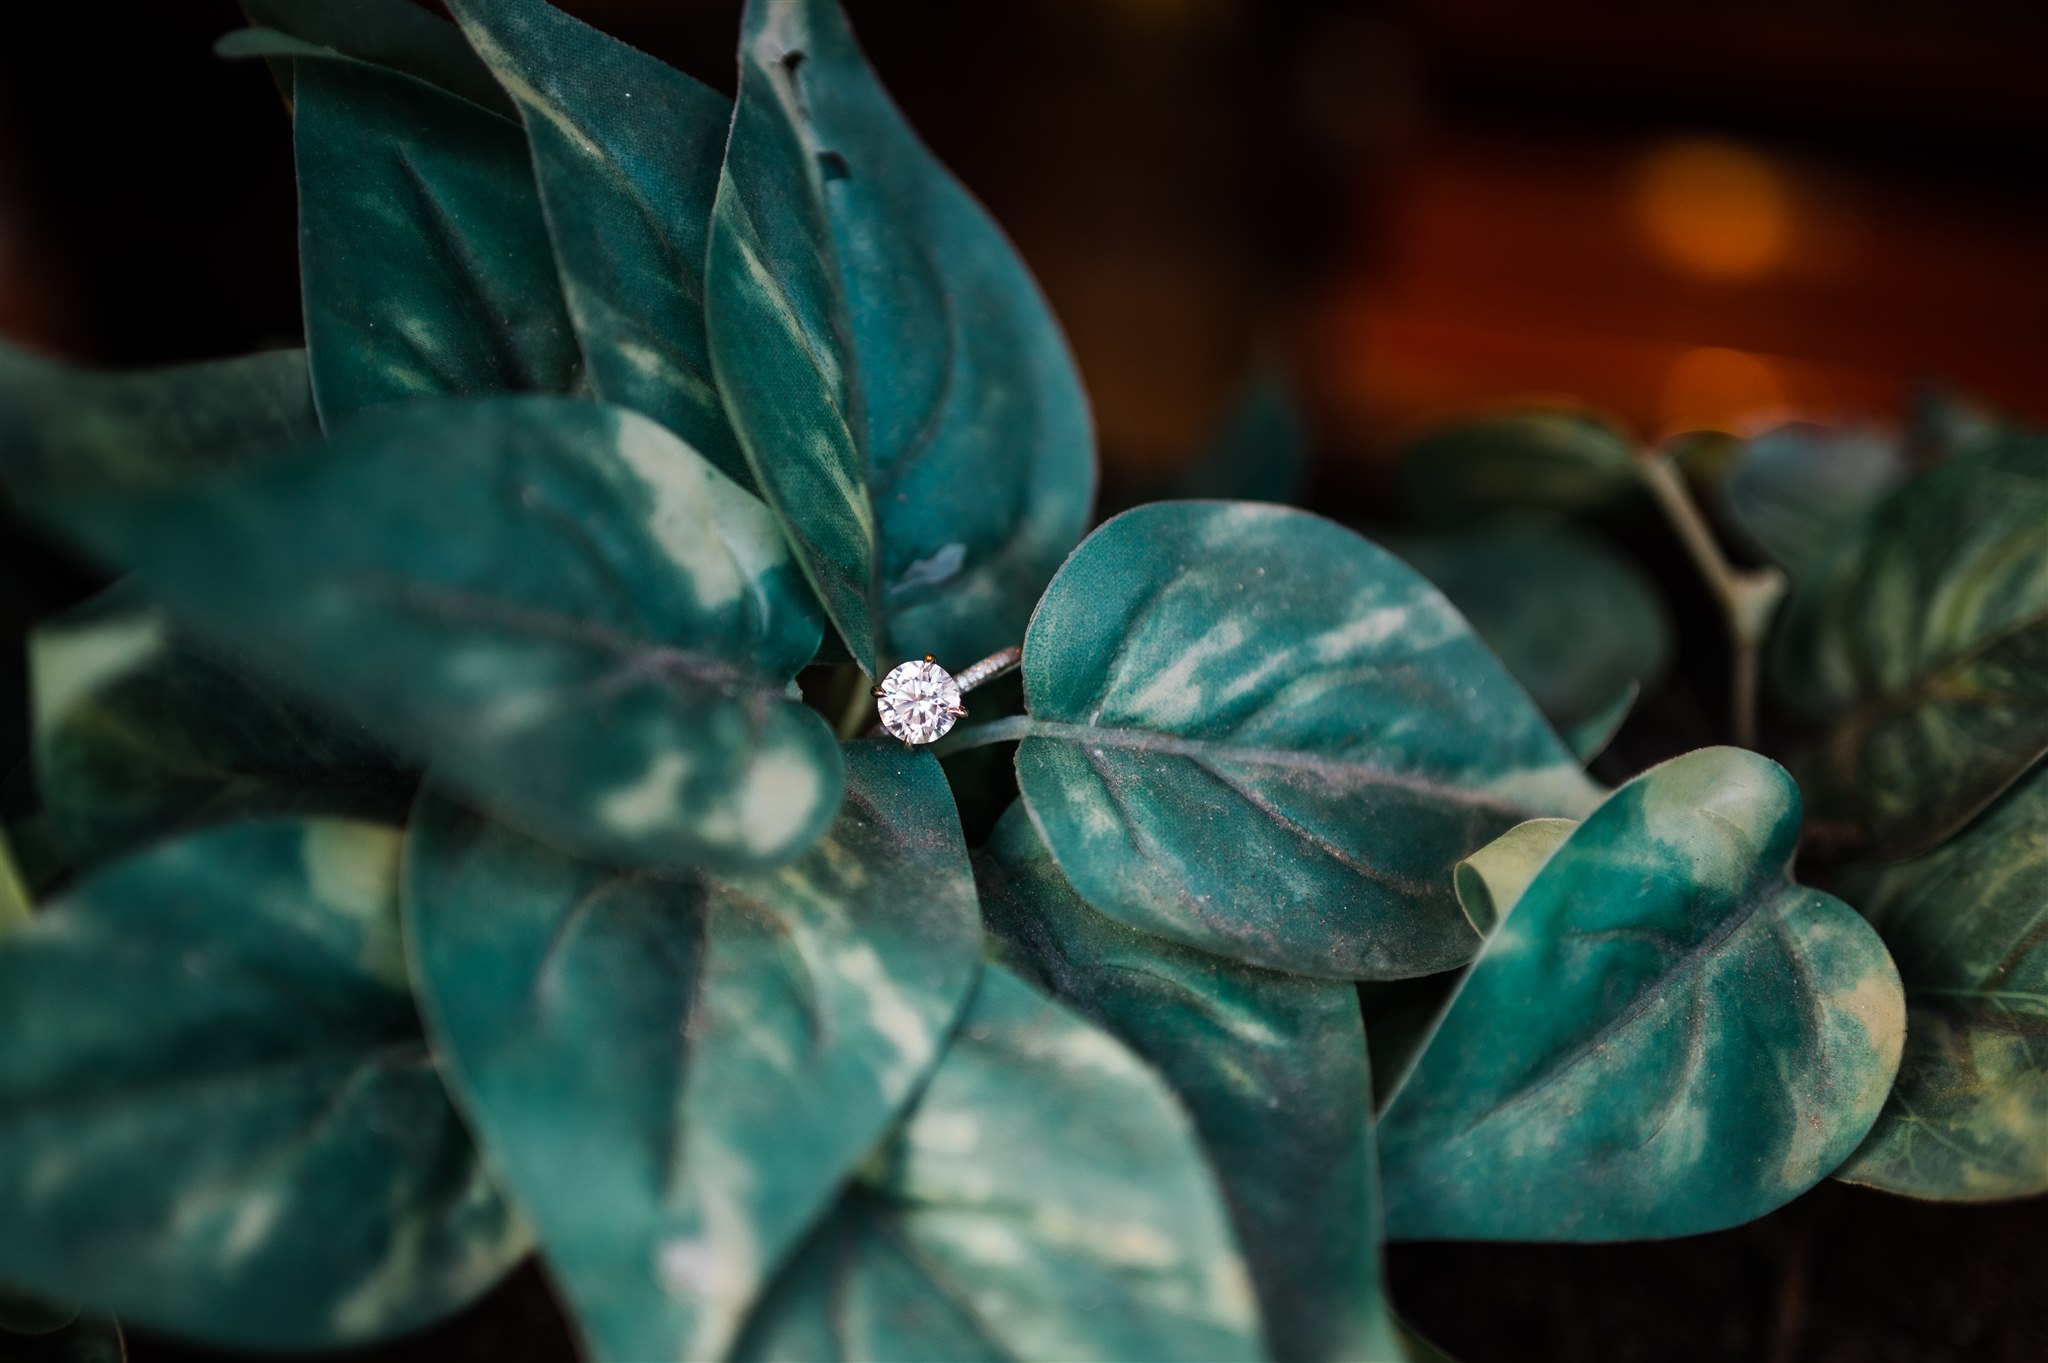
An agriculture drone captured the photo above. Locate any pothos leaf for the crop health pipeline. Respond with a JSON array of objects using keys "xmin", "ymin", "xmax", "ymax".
[
  {"xmin": 1391, "ymin": 522, "xmax": 1669, "ymax": 753},
  {"xmin": 405, "ymin": 744, "xmax": 982, "ymax": 1363},
  {"xmin": 0, "ymin": 822, "xmax": 29, "ymax": 930},
  {"xmin": 978, "ymin": 803, "xmax": 1400, "ymax": 1363},
  {"xmin": 237, "ymin": 0, "xmax": 516, "ymax": 116},
  {"xmin": 1772, "ymin": 435, "xmax": 2048, "ymax": 858},
  {"xmin": 0, "ymin": 819, "xmax": 526, "ymax": 1349},
  {"xmin": 706, "ymin": 0, "xmax": 1094, "ymax": 674},
  {"xmin": 289, "ymin": 48, "xmax": 581, "ymax": 422},
  {"xmin": 1450, "ymin": 816, "xmax": 1576, "ymax": 938},
  {"xmin": 1837, "ymin": 765, "xmax": 2048, "ymax": 1200},
  {"xmin": 0, "ymin": 342, "xmax": 315, "ymax": 492},
  {"xmin": 26, "ymin": 397, "xmax": 840, "ymax": 872},
  {"xmin": 1378, "ymin": 747, "xmax": 1904, "ymax": 1241},
  {"xmin": 733, "ymin": 964, "xmax": 1264, "ymax": 1363},
  {"xmin": 1722, "ymin": 421, "xmax": 1905, "ymax": 583},
  {"xmin": 1400, "ymin": 409, "xmax": 1639, "ymax": 525},
  {"xmin": 30, "ymin": 585, "xmax": 404, "ymax": 871},
  {"xmin": 447, "ymin": 0, "xmax": 748, "ymax": 487},
  {"xmin": 1013, "ymin": 501, "xmax": 1598, "ymax": 980}
]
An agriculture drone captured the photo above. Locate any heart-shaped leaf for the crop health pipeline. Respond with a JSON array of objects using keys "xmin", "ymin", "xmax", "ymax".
[
  {"xmin": 30, "ymin": 586, "xmax": 405, "ymax": 870},
  {"xmin": 0, "ymin": 819, "xmax": 526, "ymax": 1348},
  {"xmin": 1400, "ymin": 409, "xmax": 1639, "ymax": 526},
  {"xmin": 237, "ymin": 0, "xmax": 515, "ymax": 115},
  {"xmin": 733, "ymin": 964, "xmax": 1263, "ymax": 1363},
  {"xmin": 1378, "ymin": 747, "xmax": 1904, "ymax": 1241},
  {"xmin": 979, "ymin": 803, "xmax": 1400, "ymax": 1363},
  {"xmin": 405, "ymin": 743, "xmax": 981, "ymax": 1363},
  {"xmin": 446, "ymin": 0, "xmax": 747, "ymax": 487},
  {"xmin": 0, "ymin": 342, "xmax": 315, "ymax": 491},
  {"xmin": 26, "ymin": 397, "xmax": 839, "ymax": 871},
  {"xmin": 1837, "ymin": 765, "xmax": 2048, "ymax": 1199},
  {"xmin": 706, "ymin": 0, "xmax": 1094, "ymax": 674},
  {"xmin": 1011, "ymin": 500, "xmax": 1598, "ymax": 980},
  {"xmin": 288, "ymin": 48, "xmax": 580, "ymax": 421},
  {"xmin": 1772, "ymin": 435, "xmax": 2048, "ymax": 857},
  {"xmin": 1392, "ymin": 522, "xmax": 1669, "ymax": 759},
  {"xmin": 1722, "ymin": 421, "xmax": 1905, "ymax": 583}
]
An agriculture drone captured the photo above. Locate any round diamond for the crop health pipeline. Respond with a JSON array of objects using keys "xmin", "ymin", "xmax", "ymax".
[{"xmin": 877, "ymin": 659, "xmax": 962, "ymax": 745}]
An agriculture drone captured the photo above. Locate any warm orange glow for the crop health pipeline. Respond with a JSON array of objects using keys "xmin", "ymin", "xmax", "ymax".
[
  {"xmin": 1634, "ymin": 138, "xmax": 1792, "ymax": 280},
  {"xmin": 1659, "ymin": 346, "xmax": 1786, "ymax": 432}
]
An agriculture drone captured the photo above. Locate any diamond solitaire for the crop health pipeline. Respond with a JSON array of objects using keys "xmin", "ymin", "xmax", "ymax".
[{"xmin": 876, "ymin": 657, "xmax": 965, "ymax": 745}]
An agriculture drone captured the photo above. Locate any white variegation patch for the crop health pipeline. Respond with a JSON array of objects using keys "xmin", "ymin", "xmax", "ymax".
[{"xmin": 32, "ymin": 610, "xmax": 165, "ymax": 730}]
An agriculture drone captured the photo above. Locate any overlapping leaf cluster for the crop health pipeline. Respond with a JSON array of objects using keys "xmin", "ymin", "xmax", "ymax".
[{"xmin": 0, "ymin": 1, "xmax": 2025, "ymax": 1360}]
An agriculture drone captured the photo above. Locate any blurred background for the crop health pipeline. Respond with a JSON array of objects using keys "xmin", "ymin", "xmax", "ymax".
[{"xmin": 0, "ymin": 1, "xmax": 2045, "ymax": 1361}]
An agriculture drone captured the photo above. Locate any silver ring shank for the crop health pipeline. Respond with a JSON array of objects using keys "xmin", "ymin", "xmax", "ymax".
[{"xmin": 952, "ymin": 645, "xmax": 1022, "ymax": 695}]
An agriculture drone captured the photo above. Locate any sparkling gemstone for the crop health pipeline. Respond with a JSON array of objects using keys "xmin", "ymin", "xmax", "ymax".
[{"xmin": 877, "ymin": 658, "xmax": 963, "ymax": 745}]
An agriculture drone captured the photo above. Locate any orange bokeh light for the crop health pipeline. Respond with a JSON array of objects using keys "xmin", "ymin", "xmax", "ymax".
[{"xmin": 1633, "ymin": 138, "xmax": 1793, "ymax": 280}]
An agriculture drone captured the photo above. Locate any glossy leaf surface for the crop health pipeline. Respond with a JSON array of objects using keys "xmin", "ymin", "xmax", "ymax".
[
  {"xmin": 1393, "ymin": 523, "xmax": 1669, "ymax": 753},
  {"xmin": 31, "ymin": 586, "xmax": 402, "ymax": 870},
  {"xmin": 979, "ymin": 804, "xmax": 1399, "ymax": 1363},
  {"xmin": 1016, "ymin": 501, "xmax": 1598, "ymax": 980},
  {"xmin": 448, "ymin": 0, "xmax": 747, "ymax": 483},
  {"xmin": 0, "ymin": 342, "xmax": 314, "ymax": 491},
  {"xmin": 0, "ymin": 819, "xmax": 525, "ymax": 1348},
  {"xmin": 1839, "ymin": 766, "xmax": 2048, "ymax": 1199},
  {"xmin": 32, "ymin": 398, "xmax": 838, "ymax": 871},
  {"xmin": 1400, "ymin": 409, "xmax": 1639, "ymax": 525},
  {"xmin": 406, "ymin": 743, "xmax": 980, "ymax": 1362},
  {"xmin": 1379, "ymin": 748, "xmax": 1904, "ymax": 1240},
  {"xmin": 734, "ymin": 965, "xmax": 1263, "ymax": 1363},
  {"xmin": 706, "ymin": 0, "xmax": 1093, "ymax": 673},
  {"xmin": 292, "ymin": 52, "xmax": 580, "ymax": 421},
  {"xmin": 1773, "ymin": 436, "xmax": 2048, "ymax": 857}
]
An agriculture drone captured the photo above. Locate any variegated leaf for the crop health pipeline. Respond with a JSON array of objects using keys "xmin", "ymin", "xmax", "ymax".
[
  {"xmin": 406, "ymin": 743, "xmax": 981, "ymax": 1363},
  {"xmin": 0, "ymin": 819, "xmax": 526, "ymax": 1348},
  {"xmin": 733, "ymin": 964, "xmax": 1263, "ymax": 1363},
  {"xmin": 1838, "ymin": 765, "xmax": 2048, "ymax": 1199},
  {"xmin": 447, "ymin": 0, "xmax": 747, "ymax": 486},
  {"xmin": 706, "ymin": 0, "xmax": 1094, "ymax": 674},
  {"xmin": 26, "ymin": 397, "xmax": 839, "ymax": 871},
  {"xmin": 1012, "ymin": 500, "xmax": 1598, "ymax": 980},
  {"xmin": 979, "ymin": 803, "xmax": 1399, "ymax": 1363},
  {"xmin": 1379, "ymin": 747, "xmax": 1904, "ymax": 1241}
]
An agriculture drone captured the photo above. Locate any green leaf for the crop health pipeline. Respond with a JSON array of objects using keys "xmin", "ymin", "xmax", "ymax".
[
  {"xmin": 1400, "ymin": 409, "xmax": 1639, "ymax": 526},
  {"xmin": 446, "ymin": 0, "xmax": 748, "ymax": 486},
  {"xmin": 0, "ymin": 343, "xmax": 315, "ymax": 492},
  {"xmin": 1772, "ymin": 436, "xmax": 2048, "ymax": 858},
  {"xmin": 30, "ymin": 586, "xmax": 404, "ymax": 870},
  {"xmin": 1013, "ymin": 501, "xmax": 1598, "ymax": 980},
  {"xmin": 1167, "ymin": 372, "xmax": 1309, "ymax": 504},
  {"xmin": 706, "ymin": 0, "xmax": 1095, "ymax": 674},
  {"xmin": 1392, "ymin": 522, "xmax": 1669, "ymax": 752},
  {"xmin": 979, "ymin": 804, "xmax": 1399, "ymax": 1363},
  {"xmin": 1451, "ymin": 816, "xmax": 1575, "ymax": 937},
  {"xmin": 291, "ymin": 52, "xmax": 581, "ymax": 422},
  {"xmin": 29, "ymin": 397, "xmax": 840, "ymax": 871},
  {"xmin": 0, "ymin": 819, "xmax": 526, "ymax": 1348},
  {"xmin": 1837, "ymin": 766, "xmax": 2048, "ymax": 1199},
  {"xmin": 0, "ymin": 823, "xmax": 29, "ymax": 931},
  {"xmin": 405, "ymin": 743, "xmax": 981, "ymax": 1363},
  {"xmin": 733, "ymin": 964, "xmax": 1263, "ymax": 1363},
  {"xmin": 1379, "ymin": 747, "xmax": 1904, "ymax": 1241},
  {"xmin": 237, "ymin": 0, "xmax": 515, "ymax": 115},
  {"xmin": 1722, "ymin": 422, "xmax": 1904, "ymax": 583}
]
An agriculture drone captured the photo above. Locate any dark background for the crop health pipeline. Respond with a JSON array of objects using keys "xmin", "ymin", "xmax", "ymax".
[{"xmin": 1, "ymin": 2, "xmax": 2045, "ymax": 1361}]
